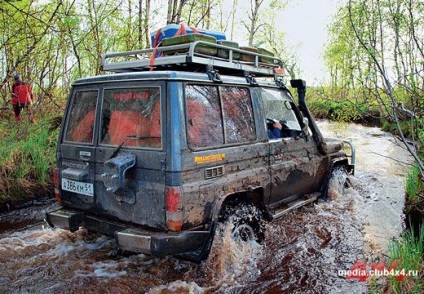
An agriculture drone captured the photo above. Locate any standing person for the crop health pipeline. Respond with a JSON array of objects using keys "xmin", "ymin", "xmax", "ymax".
[{"xmin": 11, "ymin": 74, "xmax": 36, "ymax": 123}]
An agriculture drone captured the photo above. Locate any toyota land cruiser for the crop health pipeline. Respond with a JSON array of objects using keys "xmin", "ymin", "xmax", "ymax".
[{"xmin": 46, "ymin": 39, "xmax": 355, "ymax": 262}]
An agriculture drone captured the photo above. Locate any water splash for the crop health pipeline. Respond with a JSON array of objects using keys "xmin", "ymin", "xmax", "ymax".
[{"xmin": 0, "ymin": 121, "xmax": 414, "ymax": 293}]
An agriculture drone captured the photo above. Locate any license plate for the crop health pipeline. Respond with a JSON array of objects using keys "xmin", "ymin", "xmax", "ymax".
[{"xmin": 62, "ymin": 178, "xmax": 94, "ymax": 196}]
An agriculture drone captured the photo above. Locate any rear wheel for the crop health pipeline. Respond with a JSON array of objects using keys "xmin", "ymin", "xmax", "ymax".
[{"xmin": 219, "ymin": 203, "xmax": 266, "ymax": 243}]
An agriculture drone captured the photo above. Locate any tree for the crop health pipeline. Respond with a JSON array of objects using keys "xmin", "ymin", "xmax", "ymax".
[
  {"xmin": 243, "ymin": 0, "xmax": 264, "ymax": 47},
  {"xmin": 333, "ymin": 0, "xmax": 424, "ymax": 175},
  {"xmin": 167, "ymin": 0, "xmax": 188, "ymax": 24},
  {"xmin": 254, "ymin": 1, "xmax": 297, "ymax": 79},
  {"xmin": 181, "ymin": 0, "xmax": 216, "ymax": 28},
  {"xmin": 0, "ymin": 0, "xmax": 63, "ymax": 104},
  {"xmin": 0, "ymin": 0, "xmax": 298, "ymax": 112}
]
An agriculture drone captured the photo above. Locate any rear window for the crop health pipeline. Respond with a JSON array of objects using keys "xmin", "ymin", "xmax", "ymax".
[
  {"xmin": 100, "ymin": 87, "xmax": 161, "ymax": 148},
  {"xmin": 186, "ymin": 85, "xmax": 255, "ymax": 149},
  {"xmin": 64, "ymin": 90, "xmax": 98, "ymax": 143}
]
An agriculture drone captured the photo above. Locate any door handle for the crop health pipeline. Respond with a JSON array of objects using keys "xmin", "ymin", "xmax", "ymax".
[{"xmin": 79, "ymin": 151, "xmax": 91, "ymax": 161}]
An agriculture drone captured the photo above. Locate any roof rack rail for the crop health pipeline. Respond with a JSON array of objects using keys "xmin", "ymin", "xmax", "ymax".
[{"xmin": 100, "ymin": 41, "xmax": 285, "ymax": 77}]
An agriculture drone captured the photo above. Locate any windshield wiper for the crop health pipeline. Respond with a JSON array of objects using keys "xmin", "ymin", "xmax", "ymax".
[
  {"xmin": 109, "ymin": 134, "xmax": 160, "ymax": 159},
  {"xmin": 127, "ymin": 134, "xmax": 160, "ymax": 139}
]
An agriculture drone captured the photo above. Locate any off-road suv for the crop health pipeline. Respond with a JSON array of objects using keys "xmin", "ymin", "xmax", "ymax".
[{"xmin": 46, "ymin": 40, "xmax": 355, "ymax": 262}]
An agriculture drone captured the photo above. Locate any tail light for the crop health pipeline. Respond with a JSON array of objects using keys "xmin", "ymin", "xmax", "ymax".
[
  {"xmin": 274, "ymin": 68, "xmax": 286, "ymax": 75},
  {"xmin": 165, "ymin": 186, "xmax": 182, "ymax": 232},
  {"xmin": 53, "ymin": 167, "xmax": 63, "ymax": 204}
]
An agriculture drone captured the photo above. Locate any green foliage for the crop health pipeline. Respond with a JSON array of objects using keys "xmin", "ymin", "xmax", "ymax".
[
  {"xmin": 306, "ymin": 86, "xmax": 381, "ymax": 124},
  {"xmin": 0, "ymin": 114, "xmax": 59, "ymax": 203},
  {"xmin": 324, "ymin": 0, "xmax": 424, "ymax": 155},
  {"xmin": 381, "ymin": 120, "xmax": 413, "ymax": 139},
  {"xmin": 0, "ymin": 0, "xmax": 301, "ymax": 203},
  {"xmin": 405, "ymin": 165, "xmax": 423, "ymax": 206},
  {"xmin": 387, "ymin": 226, "xmax": 424, "ymax": 293}
]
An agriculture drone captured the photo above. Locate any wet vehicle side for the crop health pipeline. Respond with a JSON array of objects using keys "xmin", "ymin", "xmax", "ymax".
[{"xmin": 46, "ymin": 45, "xmax": 354, "ymax": 262}]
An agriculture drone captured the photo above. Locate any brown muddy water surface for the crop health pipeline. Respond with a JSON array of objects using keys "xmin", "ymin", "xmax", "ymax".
[{"xmin": 0, "ymin": 122, "xmax": 414, "ymax": 293}]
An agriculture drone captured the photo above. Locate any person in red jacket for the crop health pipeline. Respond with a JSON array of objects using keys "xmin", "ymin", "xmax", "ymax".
[{"xmin": 11, "ymin": 74, "xmax": 36, "ymax": 123}]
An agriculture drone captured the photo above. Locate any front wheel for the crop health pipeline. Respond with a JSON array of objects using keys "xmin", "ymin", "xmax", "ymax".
[{"xmin": 323, "ymin": 166, "xmax": 349, "ymax": 200}]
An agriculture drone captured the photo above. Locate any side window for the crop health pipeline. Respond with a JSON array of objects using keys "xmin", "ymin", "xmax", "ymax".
[
  {"xmin": 261, "ymin": 88, "xmax": 302, "ymax": 139},
  {"xmin": 186, "ymin": 84, "xmax": 256, "ymax": 149},
  {"xmin": 64, "ymin": 90, "xmax": 98, "ymax": 143},
  {"xmin": 100, "ymin": 87, "xmax": 161, "ymax": 148},
  {"xmin": 220, "ymin": 86, "xmax": 256, "ymax": 143},
  {"xmin": 186, "ymin": 85, "xmax": 224, "ymax": 148}
]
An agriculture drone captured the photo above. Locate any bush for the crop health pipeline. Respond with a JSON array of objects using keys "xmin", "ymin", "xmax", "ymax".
[
  {"xmin": 306, "ymin": 86, "xmax": 381, "ymax": 124},
  {"xmin": 0, "ymin": 112, "xmax": 59, "ymax": 203}
]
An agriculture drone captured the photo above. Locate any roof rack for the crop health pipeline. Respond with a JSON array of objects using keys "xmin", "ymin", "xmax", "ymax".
[{"xmin": 100, "ymin": 41, "xmax": 285, "ymax": 78}]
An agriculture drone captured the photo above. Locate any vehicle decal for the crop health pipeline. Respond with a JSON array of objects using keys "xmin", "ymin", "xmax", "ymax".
[{"xmin": 194, "ymin": 153, "xmax": 226, "ymax": 164}]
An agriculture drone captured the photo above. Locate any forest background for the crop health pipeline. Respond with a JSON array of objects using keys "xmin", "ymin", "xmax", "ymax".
[
  {"xmin": 0, "ymin": 0, "xmax": 423, "ymax": 291},
  {"xmin": 0, "ymin": 0, "xmax": 422, "ymax": 216},
  {"xmin": 0, "ymin": 0, "xmax": 422, "ymax": 219}
]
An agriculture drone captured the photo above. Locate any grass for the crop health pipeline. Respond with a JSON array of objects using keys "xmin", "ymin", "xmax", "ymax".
[
  {"xmin": 405, "ymin": 165, "xmax": 423, "ymax": 207},
  {"xmin": 385, "ymin": 137, "xmax": 423, "ymax": 293},
  {"xmin": 0, "ymin": 111, "xmax": 59, "ymax": 203},
  {"xmin": 386, "ymin": 226, "xmax": 424, "ymax": 293}
]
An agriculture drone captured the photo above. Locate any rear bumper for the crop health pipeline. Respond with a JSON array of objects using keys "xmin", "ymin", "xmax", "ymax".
[{"xmin": 45, "ymin": 208, "xmax": 210, "ymax": 256}]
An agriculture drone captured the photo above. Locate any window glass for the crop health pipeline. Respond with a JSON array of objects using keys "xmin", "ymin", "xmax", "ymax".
[
  {"xmin": 261, "ymin": 88, "xmax": 301, "ymax": 131},
  {"xmin": 100, "ymin": 87, "xmax": 161, "ymax": 148},
  {"xmin": 221, "ymin": 86, "xmax": 256, "ymax": 143},
  {"xmin": 64, "ymin": 90, "xmax": 98, "ymax": 143},
  {"xmin": 186, "ymin": 85, "xmax": 224, "ymax": 148}
]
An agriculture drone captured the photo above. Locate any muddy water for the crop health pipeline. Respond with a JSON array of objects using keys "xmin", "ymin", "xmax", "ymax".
[{"xmin": 0, "ymin": 122, "xmax": 414, "ymax": 293}]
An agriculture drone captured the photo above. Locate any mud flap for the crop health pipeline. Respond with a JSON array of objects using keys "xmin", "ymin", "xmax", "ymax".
[{"xmin": 174, "ymin": 222, "xmax": 217, "ymax": 263}]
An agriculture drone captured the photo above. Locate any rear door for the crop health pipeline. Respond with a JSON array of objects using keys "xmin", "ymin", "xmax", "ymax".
[
  {"xmin": 60, "ymin": 81, "xmax": 167, "ymax": 230},
  {"xmin": 95, "ymin": 81, "xmax": 166, "ymax": 229}
]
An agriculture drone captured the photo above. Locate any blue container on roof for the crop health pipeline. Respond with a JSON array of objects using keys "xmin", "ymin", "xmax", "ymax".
[
  {"xmin": 197, "ymin": 29, "xmax": 226, "ymax": 41},
  {"xmin": 151, "ymin": 24, "xmax": 226, "ymax": 47}
]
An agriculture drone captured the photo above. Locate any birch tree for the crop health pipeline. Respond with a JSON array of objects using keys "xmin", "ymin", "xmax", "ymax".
[{"xmin": 342, "ymin": 0, "xmax": 423, "ymax": 175}]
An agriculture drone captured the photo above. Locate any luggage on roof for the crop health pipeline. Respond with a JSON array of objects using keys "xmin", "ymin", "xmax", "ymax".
[
  {"xmin": 101, "ymin": 25, "xmax": 285, "ymax": 78},
  {"xmin": 161, "ymin": 34, "xmax": 218, "ymax": 56},
  {"xmin": 217, "ymin": 40, "xmax": 240, "ymax": 59},
  {"xmin": 151, "ymin": 24, "xmax": 226, "ymax": 47}
]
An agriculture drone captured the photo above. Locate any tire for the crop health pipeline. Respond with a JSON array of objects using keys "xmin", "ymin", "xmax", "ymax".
[
  {"xmin": 219, "ymin": 203, "xmax": 266, "ymax": 243},
  {"xmin": 325, "ymin": 166, "xmax": 349, "ymax": 200}
]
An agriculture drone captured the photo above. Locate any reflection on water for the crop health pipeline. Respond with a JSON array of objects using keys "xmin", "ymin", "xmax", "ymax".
[{"xmin": 0, "ymin": 121, "xmax": 413, "ymax": 293}]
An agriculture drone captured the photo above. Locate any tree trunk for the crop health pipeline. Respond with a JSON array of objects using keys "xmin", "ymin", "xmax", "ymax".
[
  {"xmin": 144, "ymin": 0, "xmax": 151, "ymax": 47},
  {"xmin": 248, "ymin": 0, "xmax": 263, "ymax": 47},
  {"xmin": 167, "ymin": 0, "xmax": 174, "ymax": 24},
  {"xmin": 138, "ymin": 0, "xmax": 143, "ymax": 46}
]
